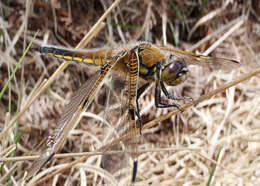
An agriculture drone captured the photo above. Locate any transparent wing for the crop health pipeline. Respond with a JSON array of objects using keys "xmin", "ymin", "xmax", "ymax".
[
  {"xmin": 160, "ymin": 47, "xmax": 240, "ymax": 70},
  {"xmin": 99, "ymin": 69, "xmax": 137, "ymax": 184},
  {"xmin": 26, "ymin": 52, "xmax": 123, "ymax": 181},
  {"xmin": 26, "ymin": 73, "xmax": 102, "ymax": 180}
]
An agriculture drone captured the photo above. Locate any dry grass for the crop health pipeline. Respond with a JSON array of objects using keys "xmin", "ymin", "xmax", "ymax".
[{"xmin": 1, "ymin": 0, "xmax": 260, "ymax": 185}]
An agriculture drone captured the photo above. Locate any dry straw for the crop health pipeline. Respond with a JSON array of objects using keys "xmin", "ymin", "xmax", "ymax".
[{"xmin": 1, "ymin": 0, "xmax": 260, "ymax": 185}]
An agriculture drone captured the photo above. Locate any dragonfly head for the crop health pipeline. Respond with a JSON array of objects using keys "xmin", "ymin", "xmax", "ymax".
[{"xmin": 161, "ymin": 57, "xmax": 188, "ymax": 86}]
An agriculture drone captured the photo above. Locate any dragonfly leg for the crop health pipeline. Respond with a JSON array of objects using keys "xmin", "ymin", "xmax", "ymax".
[
  {"xmin": 137, "ymin": 82, "xmax": 150, "ymax": 100},
  {"xmin": 155, "ymin": 81, "xmax": 184, "ymax": 111},
  {"xmin": 135, "ymin": 106, "xmax": 142, "ymax": 135},
  {"xmin": 135, "ymin": 82, "xmax": 150, "ymax": 134},
  {"xmin": 160, "ymin": 80, "xmax": 199, "ymax": 106},
  {"xmin": 154, "ymin": 66, "xmax": 194, "ymax": 111},
  {"xmin": 160, "ymin": 80, "xmax": 194, "ymax": 101}
]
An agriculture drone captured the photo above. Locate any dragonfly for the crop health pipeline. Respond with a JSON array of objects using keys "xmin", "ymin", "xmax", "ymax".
[{"xmin": 26, "ymin": 42, "xmax": 239, "ymax": 183}]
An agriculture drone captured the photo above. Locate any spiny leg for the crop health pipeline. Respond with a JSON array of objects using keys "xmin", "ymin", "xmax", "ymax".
[
  {"xmin": 154, "ymin": 65, "xmax": 194, "ymax": 111},
  {"xmin": 160, "ymin": 80, "xmax": 193, "ymax": 102},
  {"xmin": 135, "ymin": 82, "xmax": 150, "ymax": 135}
]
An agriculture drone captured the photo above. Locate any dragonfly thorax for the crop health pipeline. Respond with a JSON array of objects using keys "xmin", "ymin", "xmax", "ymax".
[{"xmin": 160, "ymin": 58, "xmax": 188, "ymax": 86}]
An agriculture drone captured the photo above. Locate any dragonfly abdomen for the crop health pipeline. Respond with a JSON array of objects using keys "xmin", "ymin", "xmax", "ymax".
[{"xmin": 32, "ymin": 46, "xmax": 107, "ymax": 66}]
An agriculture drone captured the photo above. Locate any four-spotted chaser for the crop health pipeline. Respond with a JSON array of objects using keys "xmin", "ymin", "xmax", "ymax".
[{"xmin": 26, "ymin": 42, "xmax": 239, "ymax": 183}]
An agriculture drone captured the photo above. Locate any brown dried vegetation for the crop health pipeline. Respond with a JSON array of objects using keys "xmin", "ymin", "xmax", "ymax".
[{"xmin": 1, "ymin": 0, "xmax": 260, "ymax": 185}]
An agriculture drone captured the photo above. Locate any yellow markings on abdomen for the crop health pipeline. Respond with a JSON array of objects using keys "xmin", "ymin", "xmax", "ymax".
[{"xmin": 46, "ymin": 51, "xmax": 106, "ymax": 66}]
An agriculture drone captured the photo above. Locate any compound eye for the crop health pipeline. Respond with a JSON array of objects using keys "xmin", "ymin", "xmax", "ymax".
[{"xmin": 161, "ymin": 59, "xmax": 188, "ymax": 86}]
